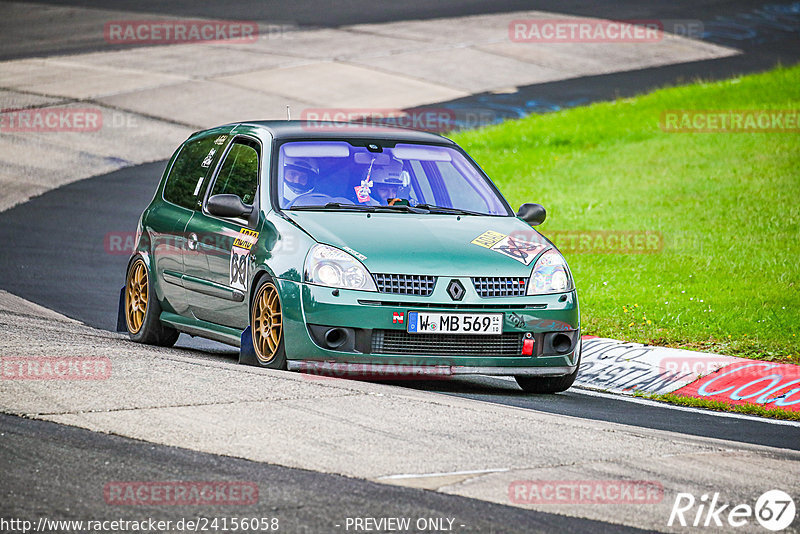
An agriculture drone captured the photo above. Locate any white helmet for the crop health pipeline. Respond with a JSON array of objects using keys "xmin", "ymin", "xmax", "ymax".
[
  {"xmin": 283, "ymin": 157, "xmax": 318, "ymax": 201},
  {"xmin": 370, "ymin": 159, "xmax": 404, "ymax": 187}
]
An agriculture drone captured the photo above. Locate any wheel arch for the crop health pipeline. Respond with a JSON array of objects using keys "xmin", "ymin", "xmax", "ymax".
[
  {"xmin": 248, "ymin": 267, "xmax": 278, "ymax": 310},
  {"xmin": 241, "ymin": 266, "xmax": 287, "ymax": 369},
  {"xmin": 125, "ymin": 250, "xmax": 151, "ymax": 275},
  {"xmin": 123, "ymin": 251, "xmax": 172, "ymax": 321},
  {"xmin": 125, "ymin": 251, "xmax": 158, "ymax": 299}
]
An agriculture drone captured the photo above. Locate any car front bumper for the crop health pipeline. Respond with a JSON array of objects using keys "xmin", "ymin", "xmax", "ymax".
[
  {"xmin": 287, "ymin": 360, "xmax": 579, "ymax": 377},
  {"xmin": 276, "ymin": 278, "xmax": 580, "ymax": 375}
]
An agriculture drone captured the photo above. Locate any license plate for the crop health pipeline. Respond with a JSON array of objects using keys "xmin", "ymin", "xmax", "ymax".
[{"xmin": 407, "ymin": 312, "xmax": 503, "ymax": 335}]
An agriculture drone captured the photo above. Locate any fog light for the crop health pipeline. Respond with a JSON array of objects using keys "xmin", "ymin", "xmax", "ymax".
[
  {"xmin": 552, "ymin": 333, "xmax": 573, "ymax": 354},
  {"xmin": 324, "ymin": 328, "xmax": 348, "ymax": 349}
]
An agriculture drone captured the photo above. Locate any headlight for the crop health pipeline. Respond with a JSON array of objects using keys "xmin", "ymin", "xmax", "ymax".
[
  {"xmin": 304, "ymin": 244, "xmax": 377, "ymax": 292},
  {"xmin": 527, "ymin": 249, "xmax": 574, "ymax": 295}
]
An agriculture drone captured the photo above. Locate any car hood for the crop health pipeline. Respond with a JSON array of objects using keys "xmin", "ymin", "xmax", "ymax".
[{"xmin": 284, "ymin": 211, "xmax": 552, "ymax": 276}]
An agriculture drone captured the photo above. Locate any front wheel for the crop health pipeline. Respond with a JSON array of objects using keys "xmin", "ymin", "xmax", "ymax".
[
  {"xmin": 515, "ymin": 356, "xmax": 580, "ymax": 394},
  {"xmin": 125, "ymin": 257, "xmax": 179, "ymax": 347},
  {"xmin": 250, "ymin": 277, "xmax": 287, "ymax": 369}
]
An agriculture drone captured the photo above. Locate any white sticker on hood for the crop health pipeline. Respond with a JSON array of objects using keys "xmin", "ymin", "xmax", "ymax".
[{"xmin": 471, "ymin": 231, "xmax": 546, "ymax": 265}]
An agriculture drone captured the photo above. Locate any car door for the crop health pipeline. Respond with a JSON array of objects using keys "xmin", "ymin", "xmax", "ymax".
[
  {"xmin": 182, "ymin": 135, "xmax": 262, "ymax": 329},
  {"xmin": 152, "ymin": 131, "xmax": 229, "ymax": 316}
]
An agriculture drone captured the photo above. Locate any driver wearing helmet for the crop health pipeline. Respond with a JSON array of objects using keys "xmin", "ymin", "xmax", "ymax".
[
  {"xmin": 368, "ymin": 159, "xmax": 405, "ymax": 206},
  {"xmin": 282, "ymin": 157, "xmax": 318, "ymax": 204}
]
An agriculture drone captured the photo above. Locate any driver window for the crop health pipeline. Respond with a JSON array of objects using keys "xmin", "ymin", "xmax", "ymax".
[{"xmin": 210, "ymin": 141, "xmax": 259, "ymax": 206}]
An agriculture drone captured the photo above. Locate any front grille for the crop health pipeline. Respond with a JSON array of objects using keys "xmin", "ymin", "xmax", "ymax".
[
  {"xmin": 374, "ymin": 274, "xmax": 436, "ymax": 296},
  {"xmin": 472, "ymin": 277, "xmax": 528, "ymax": 297},
  {"xmin": 372, "ymin": 330, "xmax": 523, "ymax": 356},
  {"xmin": 358, "ymin": 299, "xmax": 546, "ymax": 310}
]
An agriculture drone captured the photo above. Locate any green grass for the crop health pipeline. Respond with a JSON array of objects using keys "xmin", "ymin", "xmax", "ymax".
[
  {"xmin": 452, "ymin": 65, "xmax": 800, "ymax": 363},
  {"xmin": 633, "ymin": 392, "xmax": 800, "ymax": 421}
]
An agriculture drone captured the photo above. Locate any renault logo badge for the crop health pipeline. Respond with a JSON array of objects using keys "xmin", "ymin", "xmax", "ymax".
[{"xmin": 447, "ymin": 280, "xmax": 465, "ymax": 301}]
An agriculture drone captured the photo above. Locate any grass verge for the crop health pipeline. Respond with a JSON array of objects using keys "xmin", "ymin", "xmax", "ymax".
[
  {"xmin": 453, "ymin": 64, "xmax": 800, "ymax": 363},
  {"xmin": 633, "ymin": 391, "xmax": 800, "ymax": 421}
]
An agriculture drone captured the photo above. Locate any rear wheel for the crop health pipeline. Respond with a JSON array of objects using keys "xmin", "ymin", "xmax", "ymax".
[
  {"xmin": 125, "ymin": 257, "xmax": 179, "ymax": 347},
  {"xmin": 250, "ymin": 277, "xmax": 286, "ymax": 369},
  {"xmin": 515, "ymin": 357, "xmax": 580, "ymax": 394}
]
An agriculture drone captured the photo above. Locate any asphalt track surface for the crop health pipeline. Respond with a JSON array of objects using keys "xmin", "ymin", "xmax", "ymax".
[
  {"xmin": 0, "ymin": 413, "xmax": 648, "ymax": 534},
  {"xmin": 3, "ymin": 0, "xmax": 797, "ymax": 61},
  {"xmin": 0, "ymin": 0, "xmax": 767, "ymax": 59},
  {"xmin": 0, "ymin": 160, "xmax": 798, "ymax": 453},
  {"xmin": 4, "ymin": 0, "xmax": 800, "ymax": 110}
]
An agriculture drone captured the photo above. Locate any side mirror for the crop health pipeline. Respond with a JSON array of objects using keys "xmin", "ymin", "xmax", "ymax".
[
  {"xmin": 207, "ymin": 194, "xmax": 253, "ymax": 218},
  {"xmin": 517, "ymin": 203, "xmax": 546, "ymax": 226}
]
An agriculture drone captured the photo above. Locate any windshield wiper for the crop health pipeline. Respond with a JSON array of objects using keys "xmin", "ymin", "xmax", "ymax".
[
  {"xmin": 290, "ymin": 203, "xmax": 376, "ymax": 212},
  {"xmin": 372, "ymin": 204, "xmax": 427, "ymax": 214},
  {"xmin": 291, "ymin": 202, "xmax": 428, "ymax": 214},
  {"xmin": 415, "ymin": 204, "xmax": 484, "ymax": 216}
]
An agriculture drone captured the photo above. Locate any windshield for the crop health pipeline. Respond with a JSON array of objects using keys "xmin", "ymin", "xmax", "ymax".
[{"xmin": 275, "ymin": 141, "xmax": 510, "ymax": 215}]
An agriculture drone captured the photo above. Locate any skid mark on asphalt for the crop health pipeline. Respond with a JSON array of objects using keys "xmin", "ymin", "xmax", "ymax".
[{"xmin": 29, "ymin": 392, "xmax": 368, "ymax": 417}]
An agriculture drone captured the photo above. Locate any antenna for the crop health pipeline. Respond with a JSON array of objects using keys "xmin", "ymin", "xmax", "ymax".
[{"xmin": 286, "ymin": 105, "xmax": 291, "ymax": 121}]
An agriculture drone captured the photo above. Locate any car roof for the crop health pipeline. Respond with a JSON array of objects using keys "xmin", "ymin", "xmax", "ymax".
[{"xmin": 212, "ymin": 120, "xmax": 456, "ymax": 144}]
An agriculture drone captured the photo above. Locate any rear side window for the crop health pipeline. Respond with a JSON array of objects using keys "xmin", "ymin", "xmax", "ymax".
[
  {"xmin": 210, "ymin": 140, "xmax": 260, "ymax": 206},
  {"xmin": 163, "ymin": 135, "xmax": 224, "ymax": 210}
]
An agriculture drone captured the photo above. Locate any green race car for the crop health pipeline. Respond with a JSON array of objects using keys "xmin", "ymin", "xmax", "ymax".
[{"xmin": 119, "ymin": 121, "xmax": 581, "ymax": 393}]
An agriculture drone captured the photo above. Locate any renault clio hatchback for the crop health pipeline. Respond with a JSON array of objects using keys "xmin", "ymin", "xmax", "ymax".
[{"xmin": 119, "ymin": 121, "xmax": 581, "ymax": 393}]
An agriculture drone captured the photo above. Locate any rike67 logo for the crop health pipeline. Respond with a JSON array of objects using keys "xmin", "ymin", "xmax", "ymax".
[{"xmin": 669, "ymin": 490, "xmax": 795, "ymax": 531}]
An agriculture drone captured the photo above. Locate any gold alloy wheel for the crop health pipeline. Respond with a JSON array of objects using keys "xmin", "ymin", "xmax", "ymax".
[
  {"xmin": 252, "ymin": 282, "xmax": 283, "ymax": 363},
  {"xmin": 125, "ymin": 258, "xmax": 148, "ymax": 334}
]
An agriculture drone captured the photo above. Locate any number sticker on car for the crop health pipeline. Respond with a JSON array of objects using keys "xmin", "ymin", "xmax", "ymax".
[
  {"xmin": 407, "ymin": 312, "xmax": 503, "ymax": 335},
  {"xmin": 229, "ymin": 228, "xmax": 259, "ymax": 291},
  {"xmin": 229, "ymin": 246, "xmax": 249, "ymax": 291}
]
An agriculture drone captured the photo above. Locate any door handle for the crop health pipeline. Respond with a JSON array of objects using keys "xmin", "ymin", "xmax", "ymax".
[{"xmin": 187, "ymin": 232, "xmax": 198, "ymax": 251}]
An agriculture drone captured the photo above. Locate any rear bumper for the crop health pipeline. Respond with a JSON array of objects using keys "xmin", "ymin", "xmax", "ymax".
[{"xmin": 276, "ymin": 278, "xmax": 580, "ymax": 370}]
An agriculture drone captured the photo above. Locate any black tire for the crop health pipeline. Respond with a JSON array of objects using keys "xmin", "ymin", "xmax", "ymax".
[
  {"xmin": 249, "ymin": 276, "xmax": 287, "ymax": 369},
  {"xmin": 515, "ymin": 356, "xmax": 580, "ymax": 394},
  {"xmin": 125, "ymin": 257, "xmax": 179, "ymax": 347}
]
